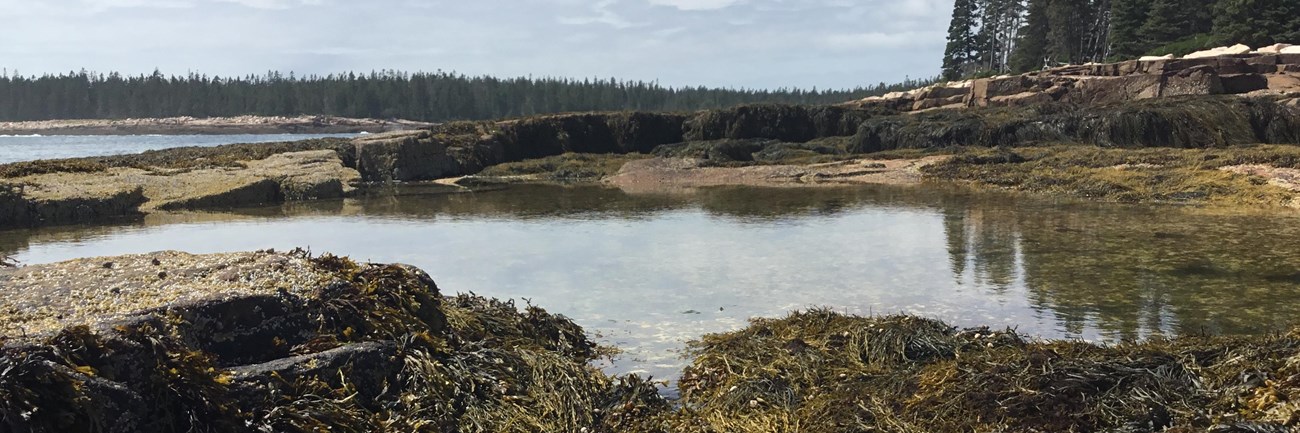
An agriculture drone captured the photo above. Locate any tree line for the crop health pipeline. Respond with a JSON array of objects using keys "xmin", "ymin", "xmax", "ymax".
[
  {"xmin": 942, "ymin": 0, "xmax": 1300, "ymax": 79},
  {"xmin": 0, "ymin": 70, "xmax": 937, "ymax": 122}
]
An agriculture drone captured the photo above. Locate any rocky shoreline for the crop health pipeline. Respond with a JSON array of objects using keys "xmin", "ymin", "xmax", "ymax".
[
  {"xmin": 848, "ymin": 45, "xmax": 1300, "ymax": 112},
  {"xmin": 0, "ymin": 115, "xmax": 433, "ymax": 136},
  {"xmin": 4, "ymin": 49, "xmax": 1300, "ymax": 230},
  {"xmin": 1, "ymin": 251, "xmax": 1297, "ymax": 432}
]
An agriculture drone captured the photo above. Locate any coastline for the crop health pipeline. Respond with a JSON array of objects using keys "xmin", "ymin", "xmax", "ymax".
[
  {"xmin": 0, "ymin": 115, "xmax": 434, "ymax": 136},
  {"xmin": 2, "ymin": 250, "xmax": 1297, "ymax": 432}
]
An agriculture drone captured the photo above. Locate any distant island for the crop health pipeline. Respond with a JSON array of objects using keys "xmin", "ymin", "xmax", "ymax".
[{"xmin": 0, "ymin": 115, "xmax": 432, "ymax": 136}]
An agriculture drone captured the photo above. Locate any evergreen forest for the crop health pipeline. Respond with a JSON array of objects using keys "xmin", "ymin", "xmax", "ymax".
[
  {"xmin": 942, "ymin": 0, "xmax": 1300, "ymax": 79},
  {"xmin": 0, "ymin": 70, "xmax": 933, "ymax": 122}
]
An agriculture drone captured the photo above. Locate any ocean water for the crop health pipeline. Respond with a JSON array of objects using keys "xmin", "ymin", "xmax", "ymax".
[
  {"xmin": 4, "ymin": 184, "xmax": 1298, "ymax": 384},
  {"xmin": 0, "ymin": 133, "xmax": 358, "ymax": 164}
]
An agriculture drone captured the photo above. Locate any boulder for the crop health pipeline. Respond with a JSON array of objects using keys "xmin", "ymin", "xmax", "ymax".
[
  {"xmin": 1220, "ymin": 74, "xmax": 1271, "ymax": 94},
  {"xmin": 354, "ymin": 133, "xmax": 459, "ymax": 182},
  {"xmin": 1268, "ymin": 74, "xmax": 1300, "ymax": 93},
  {"xmin": 683, "ymin": 105, "xmax": 823, "ymax": 142},
  {"xmin": 913, "ymin": 94, "xmax": 967, "ymax": 111},
  {"xmin": 152, "ymin": 178, "xmax": 282, "ymax": 211},
  {"xmin": 1215, "ymin": 57, "xmax": 1256, "ymax": 74},
  {"xmin": 0, "ymin": 251, "xmax": 462, "ymax": 432},
  {"xmin": 967, "ymin": 76, "xmax": 1032, "ymax": 107},
  {"xmin": 1163, "ymin": 57, "xmax": 1220, "ymax": 72},
  {"xmin": 1138, "ymin": 58, "xmax": 1171, "ymax": 74},
  {"xmin": 917, "ymin": 85, "xmax": 970, "ymax": 100},
  {"xmin": 1255, "ymin": 43, "xmax": 1294, "ymax": 54},
  {"xmin": 1139, "ymin": 54, "xmax": 1175, "ymax": 61},
  {"xmin": 989, "ymin": 91, "xmax": 1055, "ymax": 107},
  {"xmin": 0, "ymin": 184, "xmax": 146, "ymax": 228},
  {"xmin": 604, "ymin": 112, "xmax": 689, "ymax": 153},
  {"xmin": 1184, "ymin": 44, "xmax": 1252, "ymax": 59},
  {"xmin": 1161, "ymin": 65, "xmax": 1224, "ymax": 96},
  {"xmin": 1071, "ymin": 75, "xmax": 1162, "ymax": 104},
  {"xmin": 1117, "ymin": 60, "xmax": 1141, "ymax": 75},
  {"xmin": 1247, "ymin": 54, "xmax": 1280, "ymax": 65}
]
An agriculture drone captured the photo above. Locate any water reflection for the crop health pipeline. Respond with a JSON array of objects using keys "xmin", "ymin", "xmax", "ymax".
[{"xmin": 2, "ymin": 184, "xmax": 1298, "ymax": 379}]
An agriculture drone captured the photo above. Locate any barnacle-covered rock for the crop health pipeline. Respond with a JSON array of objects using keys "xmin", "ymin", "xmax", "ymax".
[{"xmin": 0, "ymin": 250, "xmax": 662, "ymax": 433}]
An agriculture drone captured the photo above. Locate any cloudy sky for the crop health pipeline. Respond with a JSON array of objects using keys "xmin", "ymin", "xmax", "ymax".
[{"xmin": 1, "ymin": 0, "xmax": 952, "ymax": 90}]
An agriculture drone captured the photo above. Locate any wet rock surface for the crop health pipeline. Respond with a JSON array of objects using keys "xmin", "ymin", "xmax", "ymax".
[
  {"xmin": 0, "ymin": 250, "xmax": 663, "ymax": 433},
  {"xmin": 3, "ymin": 251, "xmax": 1298, "ymax": 432},
  {"xmin": 0, "ymin": 150, "xmax": 359, "ymax": 227}
]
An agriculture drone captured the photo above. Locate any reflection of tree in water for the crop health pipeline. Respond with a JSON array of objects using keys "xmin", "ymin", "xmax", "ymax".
[
  {"xmin": 942, "ymin": 206, "xmax": 1020, "ymax": 294},
  {"xmin": 945, "ymin": 199, "xmax": 1300, "ymax": 339}
]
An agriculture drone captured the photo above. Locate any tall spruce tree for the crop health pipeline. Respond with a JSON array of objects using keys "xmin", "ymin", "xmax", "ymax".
[
  {"xmin": 976, "ymin": 0, "xmax": 1028, "ymax": 73},
  {"xmin": 1109, "ymin": 0, "xmax": 1153, "ymax": 58},
  {"xmin": 1140, "ymin": 0, "xmax": 1207, "ymax": 48},
  {"xmin": 1212, "ymin": 0, "xmax": 1300, "ymax": 48},
  {"xmin": 1010, "ymin": 0, "xmax": 1050, "ymax": 72},
  {"xmin": 943, "ymin": 0, "xmax": 981, "ymax": 80},
  {"xmin": 1046, "ymin": 0, "xmax": 1095, "ymax": 64},
  {"xmin": 1083, "ymin": 0, "xmax": 1113, "ymax": 61}
]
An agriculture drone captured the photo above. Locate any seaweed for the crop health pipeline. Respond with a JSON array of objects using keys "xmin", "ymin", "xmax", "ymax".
[
  {"xmin": 850, "ymin": 96, "xmax": 1300, "ymax": 152},
  {"xmin": 922, "ymin": 144, "xmax": 1300, "ymax": 205},
  {"xmin": 655, "ymin": 310, "xmax": 1300, "ymax": 433},
  {"xmin": 0, "ymin": 251, "xmax": 666, "ymax": 433}
]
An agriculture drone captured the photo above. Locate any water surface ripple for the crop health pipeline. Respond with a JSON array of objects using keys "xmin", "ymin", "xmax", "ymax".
[{"xmin": 2, "ymin": 184, "xmax": 1298, "ymax": 381}]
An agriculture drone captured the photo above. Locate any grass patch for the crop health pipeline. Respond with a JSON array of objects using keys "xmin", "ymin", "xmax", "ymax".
[{"xmin": 922, "ymin": 145, "xmax": 1300, "ymax": 205}]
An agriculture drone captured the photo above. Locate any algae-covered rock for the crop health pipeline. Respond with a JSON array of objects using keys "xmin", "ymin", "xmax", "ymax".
[
  {"xmin": 1, "ymin": 150, "xmax": 360, "ymax": 227},
  {"xmin": 0, "ymin": 182, "xmax": 146, "ymax": 228},
  {"xmin": 354, "ymin": 131, "xmax": 461, "ymax": 182},
  {"xmin": 0, "ymin": 250, "xmax": 662, "ymax": 433},
  {"xmin": 850, "ymin": 95, "xmax": 1300, "ymax": 152},
  {"xmin": 663, "ymin": 310, "xmax": 1300, "ymax": 433},
  {"xmin": 682, "ymin": 104, "xmax": 872, "ymax": 143}
]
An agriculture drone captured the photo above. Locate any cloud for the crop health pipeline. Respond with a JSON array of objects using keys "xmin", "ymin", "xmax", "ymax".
[
  {"xmin": 647, "ymin": 0, "xmax": 742, "ymax": 11},
  {"xmin": 213, "ymin": 0, "xmax": 321, "ymax": 9},
  {"xmin": 1, "ymin": 0, "xmax": 953, "ymax": 89},
  {"xmin": 822, "ymin": 31, "xmax": 946, "ymax": 50},
  {"xmin": 558, "ymin": 0, "xmax": 641, "ymax": 28},
  {"xmin": 885, "ymin": 0, "xmax": 948, "ymax": 18}
]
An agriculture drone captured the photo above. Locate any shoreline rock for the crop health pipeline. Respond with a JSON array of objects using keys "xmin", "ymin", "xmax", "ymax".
[
  {"xmin": 0, "ymin": 250, "xmax": 663, "ymax": 432},
  {"xmin": 2, "ymin": 250, "xmax": 1298, "ymax": 432},
  {"xmin": 847, "ymin": 48, "xmax": 1300, "ymax": 112}
]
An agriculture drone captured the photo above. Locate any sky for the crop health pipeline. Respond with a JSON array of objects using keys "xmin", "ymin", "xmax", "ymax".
[{"xmin": 0, "ymin": 0, "xmax": 952, "ymax": 90}]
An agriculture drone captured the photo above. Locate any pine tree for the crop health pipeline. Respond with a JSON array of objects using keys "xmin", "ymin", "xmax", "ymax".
[
  {"xmin": 1212, "ymin": 0, "xmax": 1300, "ymax": 48},
  {"xmin": 943, "ymin": 0, "xmax": 981, "ymax": 80},
  {"xmin": 1109, "ymin": 0, "xmax": 1152, "ymax": 58},
  {"xmin": 1140, "ymin": 0, "xmax": 1202, "ymax": 48},
  {"xmin": 1083, "ymin": 0, "xmax": 1113, "ymax": 62},
  {"xmin": 975, "ymin": 0, "xmax": 1028, "ymax": 73},
  {"xmin": 1010, "ymin": 0, "xmax": 1050, "ymax": 72},
  {"xmin": 1046, "ymin": 0, "xmax": 1095, "ymax": 64}
]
